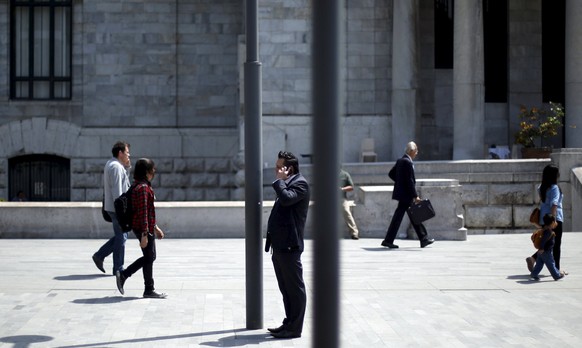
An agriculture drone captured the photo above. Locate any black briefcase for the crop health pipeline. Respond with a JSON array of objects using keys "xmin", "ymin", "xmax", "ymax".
[{"xmin": 407, "ymin": 199, "xmax": 435, "ymax": 225}]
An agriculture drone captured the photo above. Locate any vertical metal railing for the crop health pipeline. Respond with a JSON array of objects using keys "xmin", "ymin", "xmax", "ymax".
[
  {"xmin": 244, "ymin": 0, "xmax": 264, "ymax": 330},
  {"xmin": 312, "ymin": 1, "xmax": 343, "ymax": 347}
]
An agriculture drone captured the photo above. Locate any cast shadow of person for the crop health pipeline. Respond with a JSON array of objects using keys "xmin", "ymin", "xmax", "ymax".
[
  {"xmin": 507, "ymin": 274, "xmax": 550, "ymax": 284},
  {"xmin": 54, "ymin": 274, "xmax": 108, "ymax": 281},
  {"xmin": 0, "ymin": 334, "xmax": 53, "ymax": 347},
  {"xmin": 199, "ymin": 332, "xmax": 273, "ymax": 347},
  {"xmin": 362, "ymin": 247, "xmax": 422, "ymax": 252},
  {"xmin": 52, "ymin": 329, "xmax": 269, "ymax": 347},
  {"xmin": 72, "ymin": 296, "xmax": 141, "ymax": 304}
]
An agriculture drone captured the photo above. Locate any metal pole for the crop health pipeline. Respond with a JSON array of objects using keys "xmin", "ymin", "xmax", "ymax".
[
  {"xmin": 244, "ymin": 0, "xmax": 263, "ymax": 330},
  {"xmin": 312, "ymin": 1, "xmax": 343, "ymax": 347}
]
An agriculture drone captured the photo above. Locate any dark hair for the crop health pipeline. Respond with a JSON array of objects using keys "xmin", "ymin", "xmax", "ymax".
[
  {"xmin": 543, "ymin": 213, "xmax": 556, "ymax": 227},
  {"xmin": 112, "ymin": 141, "xmax": 130, "ymax": 158},
  {"xmin": 278, "ymin": 151, "xmax": 299, "ymax": 174},
  {"xmin": 540, "ymin": 164, "xmax": 560, "ymax": 202},
  {"xmin": 133, "ymin": 158, "xmax": 156, "ymax": 181}
]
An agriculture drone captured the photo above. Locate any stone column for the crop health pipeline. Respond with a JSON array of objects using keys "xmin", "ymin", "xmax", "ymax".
[
  {"xmin": 453, "ymin": 0, "xmax": 484, "ymax": 160},
  {"xmin": 391, "ymin": 0, "xmax": 419, "ymax": 159},
  {"xmin": 565, "ymin": 0, "xmax": 582, "ymax": 147}
]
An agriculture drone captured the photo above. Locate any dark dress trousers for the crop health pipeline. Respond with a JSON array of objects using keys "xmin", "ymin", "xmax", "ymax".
[
  {"xmin": 384, "ymin": 155, "xmax": 428, "ymax": 244},
  {"xmin": 265, "ymin": 173, "xmax": 310, "ymax": 335}
]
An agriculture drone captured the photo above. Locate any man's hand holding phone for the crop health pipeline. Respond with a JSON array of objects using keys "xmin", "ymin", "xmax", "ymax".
[{"xmin": 276, "ymin": 165, "xmax": 291, "ymax": 180}]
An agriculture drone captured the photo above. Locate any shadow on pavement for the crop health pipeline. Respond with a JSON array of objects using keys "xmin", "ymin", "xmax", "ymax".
[
  {"xmin": 507, "ymin": 274, "xmax": 552, "ymax": 284},
  {"xmin": 54, "ymin": 274, "xmax": 110, "ymax": 281},
  {"xmin": 362, "ymin": 247, "xmax": 422, "ymax": 252},
  {"xmin": 54, "ymin": 329, "xmax": 263, "ymax": 348},
  {"xmin": 506, "ymin": 274, "xmax": 531, "ymax": 280},
  {"xmin": 0, "ymin": 334, "xmax": 53, "ymax": 347},
  {"xmin": 199, "ymin": 332, "xmax": 273, "ymax": 346},
  {"xmin": 72, "ymin": 296, "xmax": 141, "ymax": 304}
]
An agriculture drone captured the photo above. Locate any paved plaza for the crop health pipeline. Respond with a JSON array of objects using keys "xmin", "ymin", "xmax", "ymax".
[{"xmin": 1, "ymin": 233, "xmax": 582, "ymax": 347}]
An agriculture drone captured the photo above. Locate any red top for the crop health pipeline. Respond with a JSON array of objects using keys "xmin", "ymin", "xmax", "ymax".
[{"xmin": 132, "ymin": 180, "xmax": 156, "ymax": 233}]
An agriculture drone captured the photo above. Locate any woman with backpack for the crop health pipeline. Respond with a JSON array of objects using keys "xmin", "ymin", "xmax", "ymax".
[
  {"xmin": 115, "ymin": 158, "xmax": 167, "ymax": 298},
  {"xmin": 526, "ymin": 164, "xmax": 565, "ymax": 273}
]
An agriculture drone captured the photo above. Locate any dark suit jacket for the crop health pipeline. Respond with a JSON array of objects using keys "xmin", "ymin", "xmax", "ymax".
[
  {"xmin": 388, "ymin": 155, "xmax": 418, "ymax": 203},
  {"xmin": 265, "ymin": 173, "xmax": 310, "ymax": 253}
]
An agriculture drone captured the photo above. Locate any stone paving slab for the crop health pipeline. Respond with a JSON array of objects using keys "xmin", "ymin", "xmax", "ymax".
[{"xmin": 1, "ymin": 233, "xmax": 582, "ymax": 347}]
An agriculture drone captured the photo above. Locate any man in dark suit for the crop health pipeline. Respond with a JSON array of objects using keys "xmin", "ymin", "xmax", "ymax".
[
  {"xmin": 381, "ymin": 141, "xmax": 434, "ymax": 249},
  {"xmin": 265, "ymin": 151, "xmax": 310, "ymax": 339}
]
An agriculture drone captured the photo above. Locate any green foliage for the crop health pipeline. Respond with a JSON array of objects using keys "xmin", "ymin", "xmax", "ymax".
[{"xmin": 515, "ymin": 102, "xmax": 564, "ymax": 148}]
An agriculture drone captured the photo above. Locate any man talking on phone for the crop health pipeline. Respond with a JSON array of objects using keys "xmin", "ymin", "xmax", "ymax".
[{"xmin": 265, "ymin": 151, "xmax": 310, "ymax": 339}]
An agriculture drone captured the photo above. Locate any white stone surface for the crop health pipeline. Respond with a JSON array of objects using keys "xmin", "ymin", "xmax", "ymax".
[{"xmin": 2, "ymin": 236, "xmax": 582, "ymax": 347}]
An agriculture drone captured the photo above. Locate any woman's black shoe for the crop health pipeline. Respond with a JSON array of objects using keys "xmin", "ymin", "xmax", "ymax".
[{"xmin": 143, "ymin": 290, "xmax": 167, "ymax": 299}]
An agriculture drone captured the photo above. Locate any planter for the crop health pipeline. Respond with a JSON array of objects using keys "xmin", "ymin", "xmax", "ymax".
[{"xmin": 521, "ymin": 147, "xmax": 552, "ymax": 159}]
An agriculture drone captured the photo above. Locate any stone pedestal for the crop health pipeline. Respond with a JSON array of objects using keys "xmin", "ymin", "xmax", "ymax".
[{"xmin": 354, "ymin": 179, "xmax": 466, "ymax": 240}]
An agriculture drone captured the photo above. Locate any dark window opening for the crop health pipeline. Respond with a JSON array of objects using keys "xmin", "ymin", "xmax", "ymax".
[
  {"xmin": 542, "ymin": 0, "xmax": 565, "ymax": 104},
  {"xmin": 435, "ymin": 0, "xmax": 454, "ymax": 69},
  {"xmin": 10, "ymin": 0, "xmax": 72, "ymax": 100},
  {"xmin": 483, "ymin": 0, "xmax": 508, "ymax": 103},
  {"xmin": 9, "ymin": 154, "xmax": 70, "ymax": 201}
]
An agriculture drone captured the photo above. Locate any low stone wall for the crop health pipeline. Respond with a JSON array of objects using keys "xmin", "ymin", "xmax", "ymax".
[
  {"xmin": 2, "ymin": 149, "xmax": 581, "ymax": 238},
  {"xmin": 0, "ymin": 179, "xmax": 464, "ymax": 240},
  {"xmin": 0, "ymin": 201, "xmax": 314, "ymax": 239}
]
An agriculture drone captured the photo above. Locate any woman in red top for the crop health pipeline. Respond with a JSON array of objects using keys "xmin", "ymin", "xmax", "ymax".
[{"xmin": 116, "ymin": 158, "xmax": 167, "ymax": 298}]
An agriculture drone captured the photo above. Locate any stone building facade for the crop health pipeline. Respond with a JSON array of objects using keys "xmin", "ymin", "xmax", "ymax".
[{"xmin": 0, "ymin": 1, "xmax": 581, "ymax": 201}]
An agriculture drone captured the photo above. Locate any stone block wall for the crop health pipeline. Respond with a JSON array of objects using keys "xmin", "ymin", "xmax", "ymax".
[
  {"xmin": 259, "ymin": 0, "xmax": 394, "ymax": 163},
  {"xmin": 0, "ymin": 118, "xmax": 240, "ymax": 201},
  {"xmin": 0, "ymin": 1, "xmax": 244, "ymax": 202},
  {"xmin": 0, "ymin": 1, "xmax": 577, "ymax": 204},
  {"xmin": 0, "ymin": 0, "xmax": 566, "ymax": 175}
]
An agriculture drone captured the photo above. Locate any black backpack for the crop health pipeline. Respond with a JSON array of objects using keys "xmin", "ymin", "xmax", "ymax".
[{"xmin": 114, "ymin": 184, "xmax": 136, "ymax": 232}]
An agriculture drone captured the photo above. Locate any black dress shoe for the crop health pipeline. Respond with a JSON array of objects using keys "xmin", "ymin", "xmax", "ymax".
[
  {"xmin": 143, "ymin": 290, "xmax": 168, "ymax": 299},
  {"xmin": 92, "ymin": 254, "xmax": 105, "ymax": 273},
  {"xmin": 267, "ymin": 325, "xmax": 285, "ymax": 333},
  {"xmin": 381, "ymin": 240, "xmax": 399, "ymax": 248},
  {"xmin": 270, "ymin": 330, "xmax": 301, "ymax": 339},
  {"xmin": 420, "ymin": 239, "xmax": 435, "ymax": 248},
  {"xmin": 115, "ymin": 270, "xmax": 126, "ymax": 295}
]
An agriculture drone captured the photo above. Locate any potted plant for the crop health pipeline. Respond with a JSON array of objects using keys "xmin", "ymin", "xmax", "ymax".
[{"xmin": 514, "ymin": 102, "xmax": 564, "ymax": 158}]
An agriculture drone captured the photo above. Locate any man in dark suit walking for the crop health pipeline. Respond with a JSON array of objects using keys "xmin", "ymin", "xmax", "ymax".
[
  {"xmin": 381, "ymin": 141, "xmax": 434, "ymax": 249},
  {"xmin": 265, "ymin": 151, "xmax": 310, "ymax": 339}
]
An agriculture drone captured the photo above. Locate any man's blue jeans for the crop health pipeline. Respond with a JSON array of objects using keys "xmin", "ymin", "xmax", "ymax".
[{"xmin": 94, "ymin": 211, "xmax": 127, "ymax": 274}]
